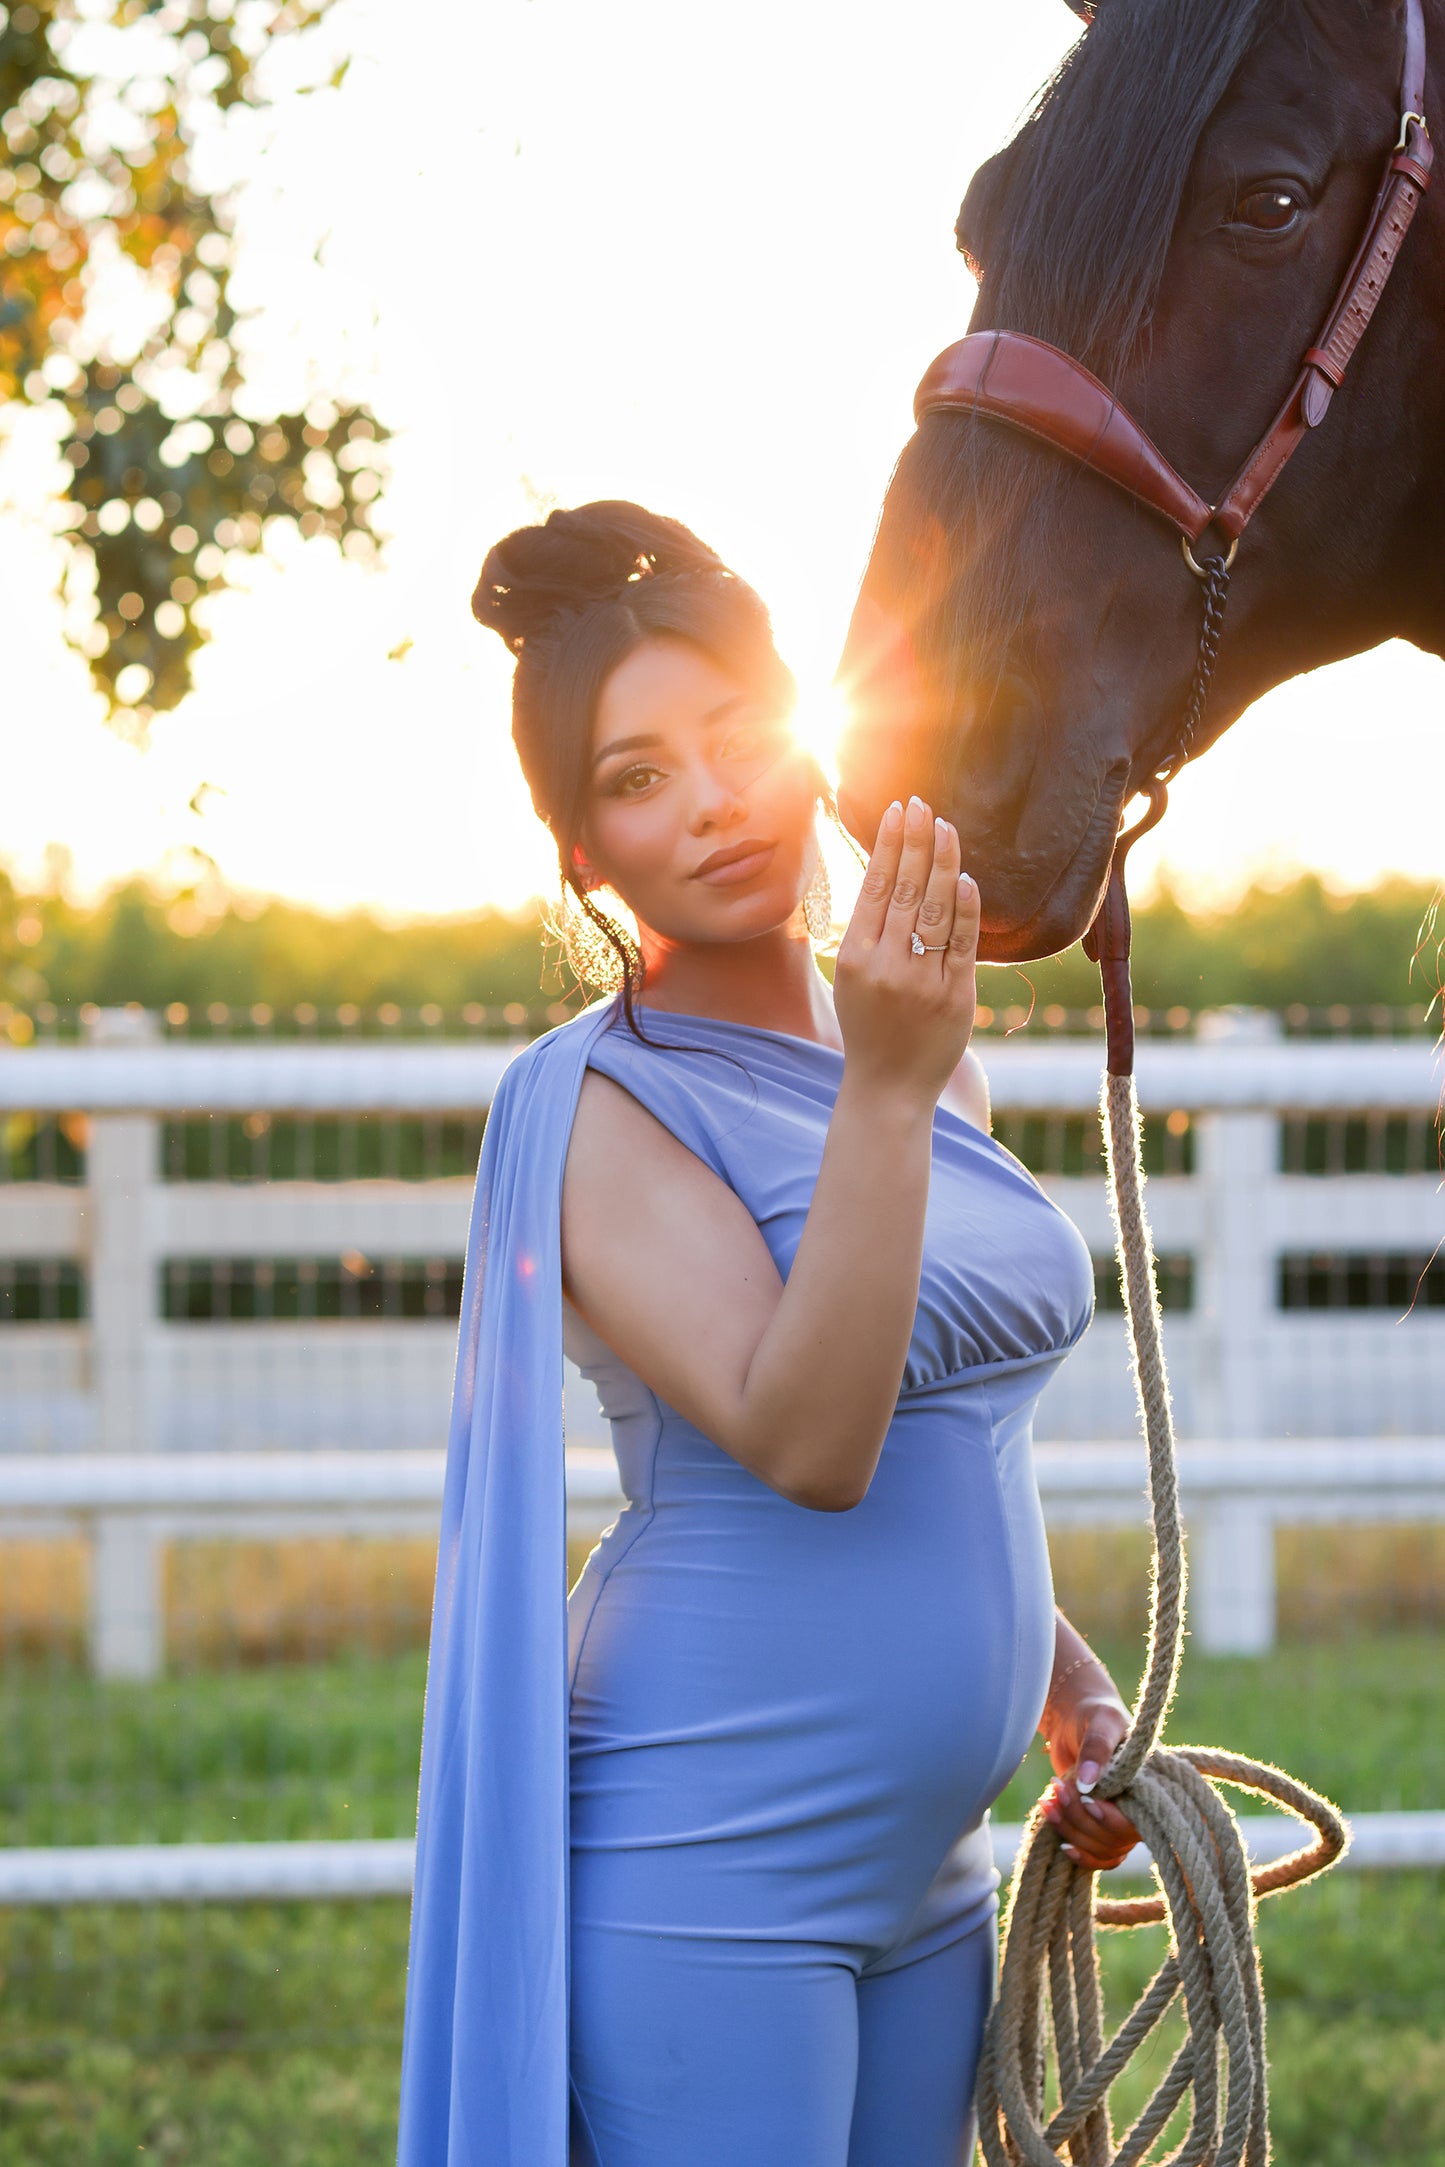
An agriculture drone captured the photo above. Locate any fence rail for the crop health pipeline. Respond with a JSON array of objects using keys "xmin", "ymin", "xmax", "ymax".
[
  {"xmin": 2, "ymin": 1016, "xmax": 1439, "ymax": 1114},
  {"xmin": 5, "ymin": 1809, "xmax": 1443, "ymax": 1909},
  {"xmin": 3, "ymin": 1439, "xmax": 1441, "ymax": 1672}
]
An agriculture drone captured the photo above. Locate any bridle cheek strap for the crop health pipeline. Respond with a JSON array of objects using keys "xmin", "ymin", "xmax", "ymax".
[
  {"xmin": 914, "ymin": 0, "xmax": 1432, "ymax": 556},
  {"xmin": 1216, "ymin": 132, "xmax": 1432, "ymax": 540}
]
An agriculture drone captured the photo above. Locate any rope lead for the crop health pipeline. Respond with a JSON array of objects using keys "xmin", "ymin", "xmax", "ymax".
[{"xmin": 974, "ymin": 841, "xmax": 1348, "ymax": 2167}]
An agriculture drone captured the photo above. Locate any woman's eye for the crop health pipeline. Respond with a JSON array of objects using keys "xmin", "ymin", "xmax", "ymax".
[
  {"xmin": 609, "ymin": 764, "xmax": 661, "ymax": 796},
  {"xmin": 721, "ymin": 721, "xmax": 785, "ymax": 762},
  {"xmin": 1232, "ymin": 186, "xmax": 1302, "ymax": 233}
]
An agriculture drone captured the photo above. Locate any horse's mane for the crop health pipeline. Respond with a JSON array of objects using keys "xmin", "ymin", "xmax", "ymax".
[
  {"xmin": 961, "ymin": 0, "xmax": 1282, "ymax": 381},
  {"xmin": 871, "ymin": 0, "xmax": 1283, "ymax": 727}
]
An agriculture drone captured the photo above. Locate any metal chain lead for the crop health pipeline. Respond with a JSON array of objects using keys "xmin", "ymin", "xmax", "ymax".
[{"xmin": 1171, "ymin": 556, "xmax": 1232, "ymax": 774}]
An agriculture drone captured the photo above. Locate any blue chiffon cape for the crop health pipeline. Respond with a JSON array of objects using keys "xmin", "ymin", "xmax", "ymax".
[{"xmin": 396, "ymin": 1001, "xmax": 616, "ymax": 2167}]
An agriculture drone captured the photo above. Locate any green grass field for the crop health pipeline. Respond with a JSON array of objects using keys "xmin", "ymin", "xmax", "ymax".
[{"xmin": 0, "ymin": 1635, "xmax": 1440, "ymax": 2164}]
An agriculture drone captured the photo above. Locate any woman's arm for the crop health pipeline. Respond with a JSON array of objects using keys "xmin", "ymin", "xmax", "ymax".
[
  {"xmin": 1035, "ymin": 1608, "xmax": 1141, "ymax": 1871},
  {"xmin": 561, "ymin": 800, "xmax": 979, "ymax": 1512}
]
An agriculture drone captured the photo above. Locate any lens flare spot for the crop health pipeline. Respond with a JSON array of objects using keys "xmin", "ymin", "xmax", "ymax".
[{"xmin": 790, "ymin": 681, "xmax": 852, "ymax": 781}]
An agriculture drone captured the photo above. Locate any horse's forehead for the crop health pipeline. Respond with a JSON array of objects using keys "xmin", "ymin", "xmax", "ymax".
[
  {"xmin": 1213, "ymin": 0, "xmax": 1398, "ymax": 128},
  {"xmin": 1178, "ymin": 11, "xmax": 1403, "ymax": 217}
]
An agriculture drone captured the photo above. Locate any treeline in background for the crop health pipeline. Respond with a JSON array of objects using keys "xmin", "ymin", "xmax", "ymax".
[{"xmin": 2, "ymin": 860, "xmax": 1441, "ymax": 1024}]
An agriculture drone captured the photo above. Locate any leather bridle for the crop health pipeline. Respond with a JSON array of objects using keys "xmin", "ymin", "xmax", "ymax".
[{"xmin": 911, "ymin": 0, "xmax": 1432, "ymax": 1070}]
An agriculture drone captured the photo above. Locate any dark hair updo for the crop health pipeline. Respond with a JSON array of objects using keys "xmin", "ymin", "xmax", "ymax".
[{"xmin": 473, "ymin": 500, "xmax": 804, "ymax": 1022}]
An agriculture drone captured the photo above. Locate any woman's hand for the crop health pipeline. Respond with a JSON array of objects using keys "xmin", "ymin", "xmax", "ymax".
[
  {"xmin": 1037, "ymin": 1663, "xmax": 1142, "ymax": 1875},
  {"xmin": 831, "ymin": 794, "xmax": 980, "ymax": 1112}
]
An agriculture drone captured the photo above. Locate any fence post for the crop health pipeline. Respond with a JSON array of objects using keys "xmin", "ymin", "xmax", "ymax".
[
  {"xmin": 1189, "ymin": 1501, "xmax": 1277, "ymax": 1657},
  {"xmin": 1189, "ymin": 1008, "xmax": 1280, "ymax": 1654},
  {"xmin": 90, "ymin": 1515, "xmax": 165, "ymax": 1680},
  {"xmin": 84, "ymin": 1008, "xmax": 165, "ymax": 1680}
]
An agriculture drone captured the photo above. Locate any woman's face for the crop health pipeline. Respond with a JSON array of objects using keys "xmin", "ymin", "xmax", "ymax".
[{"xmin": 577, "ymin": 635, "xmax": 821, "ymax": 951}]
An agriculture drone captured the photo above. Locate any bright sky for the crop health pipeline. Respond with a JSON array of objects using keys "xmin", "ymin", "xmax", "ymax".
[{"xmin": 2, "ymin": 0, "xmax": 1441, "ymax": 923}]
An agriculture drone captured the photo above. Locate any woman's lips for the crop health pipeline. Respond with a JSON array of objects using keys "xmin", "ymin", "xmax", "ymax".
[{"xmin": 692, "ymin": 842, "xmax": 778, "ymax": 886}]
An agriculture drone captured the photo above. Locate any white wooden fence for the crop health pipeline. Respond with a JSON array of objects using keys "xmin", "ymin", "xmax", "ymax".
[
  {"xmin": 1, "ymin": 1006, "xmax": 1441, "ymax": 1675},
  {"xmin": 2, "ymin": 1007, "xmax": 1441, "ymax": 1457}
]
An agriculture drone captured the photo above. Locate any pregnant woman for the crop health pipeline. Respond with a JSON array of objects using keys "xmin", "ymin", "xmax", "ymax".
[{"xmin": 397, "ymin": 501, "xmax": 1140, "ymax": 2167}]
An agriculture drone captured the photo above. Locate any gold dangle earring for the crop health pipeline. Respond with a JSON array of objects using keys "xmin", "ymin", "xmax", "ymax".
[
  {"xmin": 548, "ymin": 849, "xmax": 632, "ymax": 996},
  {"xmin": 556, "ymin": 881, "xmax": 626, "ymax": 994}
]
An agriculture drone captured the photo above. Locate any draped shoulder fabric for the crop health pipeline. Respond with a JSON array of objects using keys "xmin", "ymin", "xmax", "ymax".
[{"xmin": 397, "ymin": 999, "xmax": 619, "ymax": 2167}]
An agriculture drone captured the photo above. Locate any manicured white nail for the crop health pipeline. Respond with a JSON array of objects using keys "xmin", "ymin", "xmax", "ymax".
[
  {"xmin": 884, "ymin": 800, "xmax": 903, "ymax": 830},
  {"xmin": 906, "ymin": 794, "xmax": 925, "ymax": 827}
]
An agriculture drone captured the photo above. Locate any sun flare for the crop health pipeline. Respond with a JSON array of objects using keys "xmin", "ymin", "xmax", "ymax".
[{"xmin": 790, "ymin": 681, "xmax": 852, "ymax": 784}]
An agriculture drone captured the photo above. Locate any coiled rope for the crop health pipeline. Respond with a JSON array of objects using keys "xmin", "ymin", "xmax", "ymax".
[{"xmin": 974, "ymin": 796, "xmax": 1349, "ymax": 2167}]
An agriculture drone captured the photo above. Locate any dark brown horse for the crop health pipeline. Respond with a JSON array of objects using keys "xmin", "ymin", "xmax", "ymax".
[{"xmin": 835, "ymin": 0, "xmax": 1443, "ymax": 963}]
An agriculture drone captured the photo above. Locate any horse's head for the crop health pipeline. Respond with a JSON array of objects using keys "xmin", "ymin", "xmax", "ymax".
[{"xmin": 837, "ymin": 0, "xmax": 1444, "ymax": 961}]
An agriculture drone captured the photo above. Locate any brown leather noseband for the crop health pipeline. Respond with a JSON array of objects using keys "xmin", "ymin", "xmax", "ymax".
[{"xmin": 913, "ymin": 0, "xmax": 1432, "ymax": 782}]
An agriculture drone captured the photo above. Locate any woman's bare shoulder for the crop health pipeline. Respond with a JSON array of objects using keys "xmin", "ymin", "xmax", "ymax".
[
  {"xmin": 559, "ymin": 1068, "xmax": 783, "ymax": 1436},
  {"xmin": 562, "ymin": 1067, "xmax": 769, "ymax": 1272},
  {"xmin": 567, "ymin": 1066, "xmax": 686, "ymax": 1169}
]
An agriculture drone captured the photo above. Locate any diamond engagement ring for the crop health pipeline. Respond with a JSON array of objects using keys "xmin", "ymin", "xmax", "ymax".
[{"xmin": 910, "ymin": 932, "xmax": 949, "ymax": 955}]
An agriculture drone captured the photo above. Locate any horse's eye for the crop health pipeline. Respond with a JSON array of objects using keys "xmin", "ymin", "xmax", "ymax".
[{"xmin": 1233, "ymin": 187, "xmax": 1301, "ymax": 233}]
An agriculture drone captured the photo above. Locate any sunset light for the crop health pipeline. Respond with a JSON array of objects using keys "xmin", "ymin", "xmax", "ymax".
[
  {"xmin": 2, "ymin": 0, "xmax": 1442, "ymax": 923},
  {"xmin": 792, "ymin": 680, "xmax": 854, "ymax": 784},
  {"xmin": 0, "ymin": 8, "xmax": 1439, "ymax": 2150}
]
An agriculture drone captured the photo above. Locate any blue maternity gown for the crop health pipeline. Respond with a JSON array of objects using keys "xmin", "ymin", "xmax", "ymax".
[{"xmin": 396, "ymin": 999, "xmax": 1094, "ymax": 2167}]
